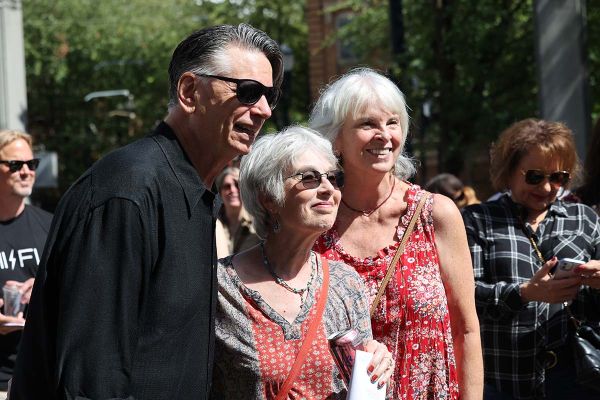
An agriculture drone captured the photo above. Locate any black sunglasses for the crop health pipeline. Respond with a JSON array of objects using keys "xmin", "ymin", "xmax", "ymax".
[
  {"xmin": 0, "ymin": 159, "xmax": 40, "ymax": 173},
  {"xmin": 286, "ymin": 170, "xmax": 344, "ymax": 189},
  {"xmin": 521, "ymin": 169, "xmax": 570, "ymax": 186},
  {"xmin": 195, "ymin": 74, "xmax": 281, "ymax": 110}
]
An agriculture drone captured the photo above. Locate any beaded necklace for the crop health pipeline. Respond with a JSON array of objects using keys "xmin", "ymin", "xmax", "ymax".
[{"xmin": 260, "ymin": 242, "xmax": 317, "ymax": 309}]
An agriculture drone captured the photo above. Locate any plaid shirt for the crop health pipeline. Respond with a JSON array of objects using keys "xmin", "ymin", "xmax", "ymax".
[{"xmin": 462, "ymin": 194, "xmax": 600, "ymax": 399}]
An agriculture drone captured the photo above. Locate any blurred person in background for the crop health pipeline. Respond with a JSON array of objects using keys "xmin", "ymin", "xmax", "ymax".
[
  {"xmin": 215, "ymin": 167, "xmax": 260, "ymax": 258},
  {"xmin": 11, "ymin": 23, "xmax": 283, "ymax": 400},
  {"xmin": 463, "ymin": 186, "xmax": 481, "ymax": 207},
  {"xmin": 213, "ymin": 126, "xmax": 394, "ymax": 398},
  {"xmin": 568, "ymin": 117, "xmax": 600, "ymax": 213},
  {"xmin": 462, "ymin": 119, "xmax": 600, "ymax": 399},
  {"xmin": 310, "ymin": 68, "xmax": 483, "ymax": 400},
  {"xmin": 0, "ymin": 130, "xmax": 52, "ymax": 397},
  {"xmin": 424, "ymin": 172, "xmax": 480, "ymax": 209}
]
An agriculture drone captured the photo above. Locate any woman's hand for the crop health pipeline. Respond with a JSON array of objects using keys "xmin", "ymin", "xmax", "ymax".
[
  {"xmin": 575, "ymin": 260, "xmax": 600, "ymax": 289},
  {"xmin": 363, "ymin": 339, "xmax": 394, "ymax": 390},
  {"xmin": 520, "ymin": 257, "xmax": 582, "ymax": 303}
]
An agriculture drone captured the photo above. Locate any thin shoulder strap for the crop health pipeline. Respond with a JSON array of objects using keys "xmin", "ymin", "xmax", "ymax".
[
  {"xmin": 369, "ymin": 193, "xmax": 429, "ymax": 317},
  {"xmin": 276, "ymin": 256, "xmax": 330, "ymax": 400}
]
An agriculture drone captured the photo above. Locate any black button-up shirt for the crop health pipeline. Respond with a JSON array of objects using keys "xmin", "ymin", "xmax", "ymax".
[
  {"xmin": 11, "ymin": 122, "xmax": 219, "ymax": 399},
  {"xmin": 462, "ymin": 194, "xmax": 600, "ymax": 399}
]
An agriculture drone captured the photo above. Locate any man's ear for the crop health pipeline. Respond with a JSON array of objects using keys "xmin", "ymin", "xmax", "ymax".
[{"xmin": 177, "ymin": 72, "xmax": 198, "ymax": 113}]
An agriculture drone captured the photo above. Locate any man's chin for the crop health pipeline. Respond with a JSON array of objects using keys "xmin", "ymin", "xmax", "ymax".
[
  {"xmin": 14, "ymin": 189, "xmax": 32, "ymax": 198},
  {"xmin": 230, "ymin": 139, "xmax": 253, "ymax": 156}
]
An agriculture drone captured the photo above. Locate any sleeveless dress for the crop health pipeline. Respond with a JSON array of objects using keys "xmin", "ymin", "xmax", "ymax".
[{"xmin": 315, "ymin": 184, "xmax": 459, "ymax": 400}]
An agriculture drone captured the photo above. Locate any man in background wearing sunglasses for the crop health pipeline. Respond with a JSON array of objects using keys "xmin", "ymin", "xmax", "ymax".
[
  {"xmin": 0, "ymin": 130, "xmax": 52, "ymax": 397},
  {"xmin": 11, "ymin": 24, "xmax": 283, "ymax": 400}
]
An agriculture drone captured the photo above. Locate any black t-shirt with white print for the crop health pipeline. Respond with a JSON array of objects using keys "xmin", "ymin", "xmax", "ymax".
[{"xmin": 0, "ymin": 205, "xmax": 52, "ymax": 389}]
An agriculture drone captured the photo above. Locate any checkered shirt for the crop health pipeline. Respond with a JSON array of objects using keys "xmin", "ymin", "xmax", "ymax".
[{"xmin": 462, "ymin": 194, "xmax": 600, "ymax": 399}]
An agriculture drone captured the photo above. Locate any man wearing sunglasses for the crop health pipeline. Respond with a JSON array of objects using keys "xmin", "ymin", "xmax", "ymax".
[
  {"xmin": 0, "ymin": 130, "xmax": 53, "ymax": 396},
  {"xmin": 11, "ymin": 24, "xmax": 283, "ymax": 400}
]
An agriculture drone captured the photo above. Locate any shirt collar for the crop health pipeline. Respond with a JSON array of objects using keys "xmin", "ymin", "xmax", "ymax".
[
  {"xmin": 502, "ymin": 193, "xmax": 569, "ymax": 220},
  {"xmin": 152, "ymin": 121, "xmax": 217, "ymax": 216},
  {"xmin": 548, "ymin": 199, "xmax": 569, "ymax": 218}
]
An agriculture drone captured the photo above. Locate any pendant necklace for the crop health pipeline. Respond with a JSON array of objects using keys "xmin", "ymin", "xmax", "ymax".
[
  {"xmin": 341, "ymin": 176, "xmax": 396, "ymax": 217},
  {"xmin": 261, "ymin": 242, "xmax": 317, "ymax": 309}
]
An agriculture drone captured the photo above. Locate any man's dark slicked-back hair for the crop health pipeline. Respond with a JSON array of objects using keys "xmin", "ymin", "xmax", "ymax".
[{"xmin": 167, "ymin": 24, "xmax": 283, "ymax": 109}]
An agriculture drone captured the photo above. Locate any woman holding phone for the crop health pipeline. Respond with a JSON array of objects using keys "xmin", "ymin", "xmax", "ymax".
[{"xmin": 462, "ymin": 118, "xmax": 600, "ymax": 399}]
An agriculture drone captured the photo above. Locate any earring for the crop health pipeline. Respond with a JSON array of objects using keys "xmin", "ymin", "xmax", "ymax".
[{"xmin": 272, "ymin": 217, "xmax": 281, "ymax": 234}]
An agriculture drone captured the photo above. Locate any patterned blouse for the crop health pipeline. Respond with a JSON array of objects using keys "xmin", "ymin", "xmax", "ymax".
[
  {"xmin": 462, "ymin": 194, "xmax": 600, "ymax": 399},
  {"xmin": 213, "ymin": 254, "xmax": 373, "ymax": 399},
  {"xmin": 315, "ymin": 184, "xmax": 459, "ymax": 400}
]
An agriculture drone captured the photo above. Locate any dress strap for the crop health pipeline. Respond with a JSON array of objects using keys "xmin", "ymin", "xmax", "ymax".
[
  {"xmin": 370, "ymin": 193, "xmax": 430, "ymax": 317},
  {"xmin": 398, "ymin": 184, "xmax": 430, "ymax": 235}
]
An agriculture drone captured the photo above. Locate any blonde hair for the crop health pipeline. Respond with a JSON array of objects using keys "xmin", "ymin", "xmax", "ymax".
[{"xmin": 0, "ymin": 130, "xmax": 33, "ymax": 152}]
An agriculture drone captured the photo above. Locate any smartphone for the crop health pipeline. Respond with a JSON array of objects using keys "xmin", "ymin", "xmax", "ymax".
[{"xmin": 553, "ymin": 258, "xmax": 585, "ymax": 279}]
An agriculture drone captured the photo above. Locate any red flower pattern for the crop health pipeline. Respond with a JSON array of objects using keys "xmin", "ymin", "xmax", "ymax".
[
  {"xmin": 246, "ymin": 287, "xmax": 334, "ymax": 399},
  {"xmin": 315, "ymin": 185, "xmax": 459, "ymax": 400}
]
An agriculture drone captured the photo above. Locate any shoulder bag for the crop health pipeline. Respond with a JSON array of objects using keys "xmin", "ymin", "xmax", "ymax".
[
  {"xmin": 526, "ymin": 228, "xmax": 600, "ymax": 392},
  {"xmin": 370, "ymin": 193, "xmax": 429, "ymax": 317},
  {"xmin": 275, "ymin": 256, "xmax": 330, "ymax": 400}
]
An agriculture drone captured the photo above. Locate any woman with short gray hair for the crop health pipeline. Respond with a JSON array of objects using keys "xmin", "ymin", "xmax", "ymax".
[{"xmin": 212, "ymin": 126, "xmax": 394, "ymax": 399}]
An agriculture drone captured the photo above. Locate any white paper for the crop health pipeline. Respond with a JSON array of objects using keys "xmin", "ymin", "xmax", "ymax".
[{"xmin": 346, "ymin": 350, "xmax": 387, "ymax": 400}]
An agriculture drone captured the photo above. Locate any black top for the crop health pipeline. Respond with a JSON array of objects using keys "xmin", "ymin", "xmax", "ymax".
[
  {"xmin": 0, "ymin": 205, "xmax": 52, "ymax": 389},
  {"xmin": 462, "ymin": 194, "xmax": 600, "ymax": 399},
  {"xmin": 11, "ymin": 122, "xmax": 219, "ymax": 400}
]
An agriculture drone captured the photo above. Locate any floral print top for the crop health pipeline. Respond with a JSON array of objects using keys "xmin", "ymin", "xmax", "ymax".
[
  {"xmin": 315, "ymin": 184, "xmax": 459, "ymax": 400},
  {"xmin": 213, "ymin": 255, "xmax": 373, "ymax": 399}
]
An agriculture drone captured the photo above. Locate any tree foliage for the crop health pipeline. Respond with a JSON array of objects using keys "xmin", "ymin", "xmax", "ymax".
[
  {"xmin": 328, "ymin": 0, "xmax": 538, "ymax": 182},
  {"xmin": 325, "ymin": 0, "xmax": 600, "ymax": 194},
  {"xmin": 23, "ymin": 0, "xmax": 308, "ymax": 202},
  {"xmin": 23, "ymin": 0, "xmax": 200, "ymax": 191},
  {"xmin": 22, "ymin": 0, "xmax": 600, "ymax": 203},
  {"xmin": 587, "ymin": 0, "xmax": 600, "ymax": 119}
]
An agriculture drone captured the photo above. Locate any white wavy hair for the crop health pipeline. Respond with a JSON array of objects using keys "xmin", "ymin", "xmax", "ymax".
[
  {"xmin": 309, "ymin": 67, "xmax": 415, "ymax": 179},
  {"xmin": 239, "ymin": 125, "xmax": 338, "ymax": 238}
]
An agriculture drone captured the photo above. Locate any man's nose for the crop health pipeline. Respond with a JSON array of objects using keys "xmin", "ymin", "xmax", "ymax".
[
  {"xmin": 20, "ymin": 164, "xmax": 34, "ymax": 174},
  {"xmin": 251, "ymin": 95, "xmax": 272, "ymax": 119}
]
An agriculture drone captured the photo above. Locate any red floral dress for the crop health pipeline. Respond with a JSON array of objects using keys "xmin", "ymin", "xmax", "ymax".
[{"xmin": 315, "ymin": 185, "xmax": 459, "ymax": 400}]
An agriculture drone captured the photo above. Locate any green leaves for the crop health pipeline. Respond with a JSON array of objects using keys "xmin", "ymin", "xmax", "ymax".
[{"xmin": 24, "ymin": 0, "xmax": 309, "ymax": 196}]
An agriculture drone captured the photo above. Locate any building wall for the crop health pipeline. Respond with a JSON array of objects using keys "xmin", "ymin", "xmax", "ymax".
[
  {"xmin": 304, "ymin": 1, "xmax": 495, "ymax": 195},
  {"xmin": 0, "ymin": 0, "xmax": 28, "ymax": 130},
  {"xmin": 306, "ymin": 0, "xmax": 351, "ymax": 102}
]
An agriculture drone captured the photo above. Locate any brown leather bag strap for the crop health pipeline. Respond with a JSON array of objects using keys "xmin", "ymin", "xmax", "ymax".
[
  {"xmin": 276, "ymin": 256, "xmax": 330, "ymax": 400},
  {"xmin": 370, "ymin": 193, "xmax": 429, "ymax": 317}
]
